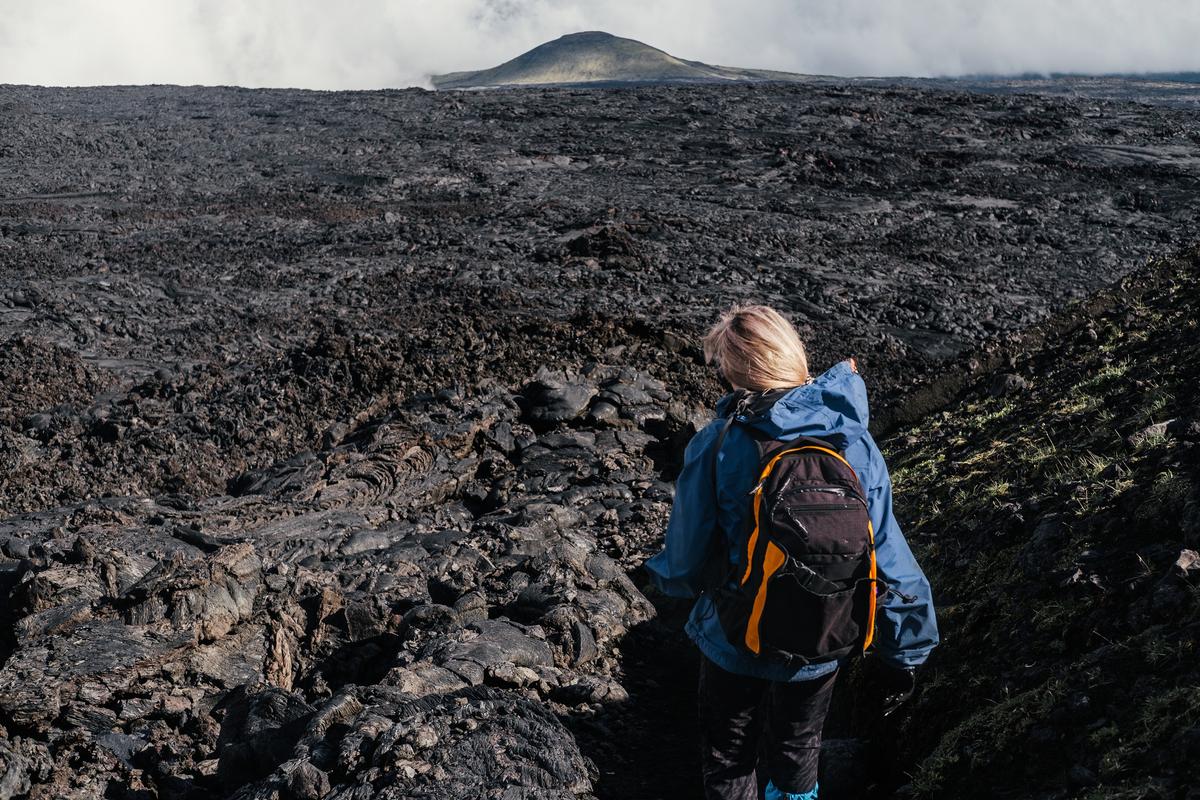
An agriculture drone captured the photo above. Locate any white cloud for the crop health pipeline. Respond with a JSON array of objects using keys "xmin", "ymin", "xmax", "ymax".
[{"xmin": 0, "ymin": 0, "xmax": 1197, "ymax": 89}]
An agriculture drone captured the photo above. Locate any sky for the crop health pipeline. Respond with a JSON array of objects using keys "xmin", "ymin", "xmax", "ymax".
[{"xmin": 0, "ymin": 0, "xmax": 1197, "ymax": 90}]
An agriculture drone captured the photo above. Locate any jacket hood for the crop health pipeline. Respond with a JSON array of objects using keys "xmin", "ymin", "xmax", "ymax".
[{"xmin": 714, "ymin": 360, "xmax": 870, "ymax": 451}]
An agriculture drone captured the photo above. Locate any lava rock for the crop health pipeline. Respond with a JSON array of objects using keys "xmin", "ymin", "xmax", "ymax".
[
  {"xmin": 1127, "ymin": 420, "xmax": 1172, "ymax": 448},
  {"xmin": 233, "ymin": 686, "xmax": 593, "ymax": 800},
  {"xmin": 989, "ymin": 373, "xmax": 1032, "ymax": 397}
]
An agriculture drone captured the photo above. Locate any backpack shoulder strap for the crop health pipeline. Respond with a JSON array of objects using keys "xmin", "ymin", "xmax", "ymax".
[
  {"xmin": 711, "ymin": 392, "xmax": 749, "ymax": 487},
  {"xmin": 710, "ymin": 387, "xmax": 798, "ymax": 476},
  {"xmin": 711, "ymin": 390, "xmax": 772, "ymax": 470},
  {"xmin": 700, "ymin": 391, "xmax": 759, "ymax": 591}
]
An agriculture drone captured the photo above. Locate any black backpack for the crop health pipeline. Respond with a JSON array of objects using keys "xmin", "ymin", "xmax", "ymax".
[{"xmin": 709, "ymin": 390, "xmax": 885, "ymax": 665}]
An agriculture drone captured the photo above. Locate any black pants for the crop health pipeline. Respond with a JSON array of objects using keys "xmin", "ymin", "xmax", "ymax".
[{"xmin": 698, "ymin": 655, "xmax": 837, "ymax": 800}]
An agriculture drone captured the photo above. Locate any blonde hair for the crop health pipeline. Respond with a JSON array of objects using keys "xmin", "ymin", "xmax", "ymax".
[{"xmin": 702, "ymin": 305, "xmax": 809, "ymax": 391}]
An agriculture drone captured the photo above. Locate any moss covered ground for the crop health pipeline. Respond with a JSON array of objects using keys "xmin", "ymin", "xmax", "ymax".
[{"xmin": 880, "ymin": 246, "xmax": 1200, "ymax": 798}]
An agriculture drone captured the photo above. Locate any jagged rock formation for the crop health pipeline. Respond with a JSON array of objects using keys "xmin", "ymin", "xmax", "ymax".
[
  {"xmin": 2, "ymin": 79, "xmax": 1200, "ymax": 798},
  {"xmin": 431, "ymin": 31, "xmax": 806, "ymax": 90},
  {"xmin": 0, "ymin": 365, "xmax": 685, "ymax": 798},
  {"xmin": 1, "ymin": 81, "xmax": 1199, "ymax": 519}
]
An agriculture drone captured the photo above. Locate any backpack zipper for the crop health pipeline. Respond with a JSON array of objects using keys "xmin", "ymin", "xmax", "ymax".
[
  {"xmin": 789, "ymin": 485, "xmax": 864, "ymax": 502},
  {"xmin": 751, "ymin": 482, "xmax": 865, "ymax": 505},
  {"xmin": 782, "ymin": 503, "xmax": 861, "ymax": 512}
]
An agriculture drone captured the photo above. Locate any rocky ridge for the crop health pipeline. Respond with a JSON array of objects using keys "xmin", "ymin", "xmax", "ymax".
[{"xmin": 879, "ymin": 246, "xmax": 1200, "ymax": 797}]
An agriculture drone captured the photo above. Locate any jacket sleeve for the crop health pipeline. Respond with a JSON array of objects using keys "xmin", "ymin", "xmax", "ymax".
[
  {"xmin": 644, "ymin": 422, "xmax": 722, "ymax": 599},
  {"xmin": 863, "ymin": 433, "xmax": 940, "ymax": 668}
]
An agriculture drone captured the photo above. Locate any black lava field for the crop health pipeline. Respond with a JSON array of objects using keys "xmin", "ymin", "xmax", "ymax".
[{"xmin": 0, "ymin": 82, "xmax": 1197, "ymax": 799}]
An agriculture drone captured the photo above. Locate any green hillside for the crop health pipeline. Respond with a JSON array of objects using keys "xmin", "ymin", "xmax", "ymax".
[{"xmin": 882, "ymin": 246, "xmax": 1200, "ymax": 797}]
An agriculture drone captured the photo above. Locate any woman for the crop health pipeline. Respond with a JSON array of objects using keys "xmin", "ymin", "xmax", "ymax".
[{"xmin": 645, "ymin": 305, "xmax": 939, "ymax": 800}]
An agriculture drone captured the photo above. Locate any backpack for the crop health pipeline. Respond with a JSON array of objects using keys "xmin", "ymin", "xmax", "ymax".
[{"xmin": 709, "ymin": 390, "xmax": 882, "ymax": 665}]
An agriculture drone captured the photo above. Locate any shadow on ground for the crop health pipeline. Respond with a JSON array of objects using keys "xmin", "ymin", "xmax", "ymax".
[
  {"xmin": 566, "ymin": 597, "xmax": 703, "ymax": 800},
  {"xmin": 570, "ymin": 585, "xmax": 900, "ymax": 800}
]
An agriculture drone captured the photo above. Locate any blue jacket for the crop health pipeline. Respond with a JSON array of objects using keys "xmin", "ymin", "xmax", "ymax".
[{"xmin": 645, "ymin": 361, "xmax": 939, "ymax": 681}]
